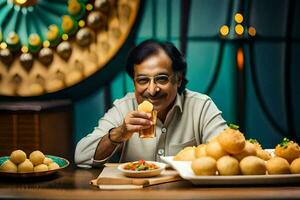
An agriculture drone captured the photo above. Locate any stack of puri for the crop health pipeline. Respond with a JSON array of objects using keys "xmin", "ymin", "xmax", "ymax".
[
  {"xmin": 0, "ymin": 150, "xmax": 60, "ymax": 173},
  {"xmin": 174, "ymin": 126, "xmax": 300, "ymax": 176}
]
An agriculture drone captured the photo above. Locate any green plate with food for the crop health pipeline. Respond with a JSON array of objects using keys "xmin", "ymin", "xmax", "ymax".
[{"xmin": 0, "ymin": 155, "xmax": 69, "ymax": 178}]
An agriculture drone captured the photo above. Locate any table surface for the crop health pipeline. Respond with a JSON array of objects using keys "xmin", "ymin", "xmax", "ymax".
[{"xmin": 1, "ymin": 166, "xmax": 300, "ymax": 200}]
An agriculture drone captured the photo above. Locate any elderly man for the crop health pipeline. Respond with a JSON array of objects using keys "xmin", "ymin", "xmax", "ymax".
[{"xmin": 75, "ymin": 39, "xmax": 227, "ymax": 168}]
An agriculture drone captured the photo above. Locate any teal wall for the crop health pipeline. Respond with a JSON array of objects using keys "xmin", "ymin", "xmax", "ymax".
[{"xmin": 74, "ymin": 0, "xmax": 300, "ymax": 149}]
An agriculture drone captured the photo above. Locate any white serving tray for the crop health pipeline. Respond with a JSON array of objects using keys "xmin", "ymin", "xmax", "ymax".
[{"xmin": 160, "ymin": 156, "xmax": 300, "ymax": 185}]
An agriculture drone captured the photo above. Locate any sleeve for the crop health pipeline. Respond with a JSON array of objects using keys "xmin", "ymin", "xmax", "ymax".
[
  {"xmin": 199, "ymin": 98, "xmax": 228, "ymax": 143},
  {"xmin": 74, "ymin": 105, "xmax": 124, "ymax": 168}
]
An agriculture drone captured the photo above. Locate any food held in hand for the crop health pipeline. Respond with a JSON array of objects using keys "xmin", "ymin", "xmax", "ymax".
[
  {"xmin": 217, "ymin": 124, "xmax": 246, "ymax": 154},
  {"xmin": 191, "ymin": 157, "xmax": 217, "ymax": 176},
  {"xmin": 266, "ymin": 157, "xmax": 290, "ymax": 174},
  {"xmin": 239, "ymin": 156, "xmax": 266, "ymax": 175},
  {"xmin": 123, "ymin": 160, "xmax": 159, "ymax": 171},
  {"xmin": 29, "ymin": 150, "xmax": 45, "ymax": 166},
  {"xmin": 217, "ymin": 156, "xmax": 240, "ymax": 175},
  {"xmin": 18, "ymin": 159, "xmax": 34, "ymax": 173},
  {"xmin": 10, "ymin": 150, "xmax": 27, "ymax": 164},
  {"xmin": 290, "ymin": 158, "xmax": 300, "ymax": 174},
  {"xmin": 275, "ymin": 138, "xmax": 300, "ymax": 163},
  {"xmin": 0, "ymin": 160, "xmax": 17, "ymax": 173},
  {"xmin": 174, "ymin": 146, "xmax": 196, "ymax": 161},
  {"xmin": 137, "ymin": 100, "xmax": 157, "ymax": 138},
  {"xmin": 138, "ymin": 100, "xmax": 154, "ymax": 112}
]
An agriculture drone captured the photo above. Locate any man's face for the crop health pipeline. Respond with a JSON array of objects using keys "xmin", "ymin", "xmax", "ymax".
[{"xmin": 133, "ymin": 50, "xmax": 182, "ymax": 118}]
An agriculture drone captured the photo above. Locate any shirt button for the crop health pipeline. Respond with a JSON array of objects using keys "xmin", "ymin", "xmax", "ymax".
[
  {"xmin": 158, "ymin": 149, "xmax": 164, "ymax": 155},
  {"xmin": 161, "ymin": 127, "xmax": 167, "ymax": 133}
]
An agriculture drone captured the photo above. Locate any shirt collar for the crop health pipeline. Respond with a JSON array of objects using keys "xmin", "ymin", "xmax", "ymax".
[{"xmin": 172, "ymin": 92, "xmax": 183, "ymax": 113}]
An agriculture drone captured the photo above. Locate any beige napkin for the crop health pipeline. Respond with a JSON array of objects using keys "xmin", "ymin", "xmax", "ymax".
[{"xmin": 90, "ymin": 164, "xmax": 181, "ymax": 190}]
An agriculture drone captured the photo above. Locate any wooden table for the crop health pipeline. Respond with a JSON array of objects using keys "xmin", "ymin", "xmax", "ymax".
[{"xmin": 1, "ymin": 166, "xmax": 300, "ymax": 200}]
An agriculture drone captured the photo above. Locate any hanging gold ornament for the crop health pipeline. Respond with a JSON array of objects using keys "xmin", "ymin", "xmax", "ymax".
[
  {"xmin": 20, "ymin": 52, "xmax": 34, "ymax": 72},
  {"xmin": 57, "ymin": 41, "xmax": 72, "ymax": 60},
  {"xmin": 87, "ymin": 11, "xmax": 107, "ymax": 30},
  {"xmin": 76, "ymin": 28, "xmax": 94, "ymax": 47},
  {"xmin": 94, "ymin": 0, "xmax": 110, "ymax": 14},
  {"xmin": 39, "ymin": 47, "xmax": 54, "ymax": 66},
  {"xmin": 0, "ymin": 48, "xmax": 13, "ymax": 67}
]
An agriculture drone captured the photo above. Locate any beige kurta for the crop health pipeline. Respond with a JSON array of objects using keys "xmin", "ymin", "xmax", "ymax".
[{"xmin": 75, "ymin": 89, "xmax": 227, "ymax": 168}]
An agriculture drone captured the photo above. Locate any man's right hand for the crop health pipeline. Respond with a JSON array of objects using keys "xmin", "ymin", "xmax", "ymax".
[{"xmin": 109, "ymin": 111, "xmax": 153, "ymax": 143}]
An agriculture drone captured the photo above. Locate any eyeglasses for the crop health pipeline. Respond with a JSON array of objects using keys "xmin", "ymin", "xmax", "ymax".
[{"xmin": 134, "ymin": 74, "xmax": 176, "ymax": 87}]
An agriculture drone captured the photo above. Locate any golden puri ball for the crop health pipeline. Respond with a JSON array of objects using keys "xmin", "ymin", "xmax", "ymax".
[
  {"xmin": 0, "ymin": 160, "xmax": 18, "ymax": 173},
  {"xmin": 206, "ymin": 141, "xmax": 228, "ymax": 160},
  {"xmin": 10, "ymin": 150, "xmax": 27, "ymax": 164},
  {"xmin": 275, "ymin": 141, "xmax": 300, "ymax": 163},
  {"xmin": 240, "ymin": 156, "xmax": 266, "ymax": 175},
  {"xmin": 266, "ymin": 157, "xmax": 290, "ymax": 174},
  {"xmin": 29, "ymin": 150, "xmax": 45, "ymax": 166},
  {"xmin": 290, "ymin": 157, "xmax": 300, "ymax": 174},
  {"xmin": 48, "ymin": 162, "xmax": 60, "ymax": 170},
  {"xmin": 256, "ymin": 149, "xmax": 272, "ymax": 161},
  {"xmin": 191, "ymin": 157, "xmax": 217, "ymax": 176},
  {"xmin": 173, "ymin": 146, "xmax": 196, "ymax": 161},
  {"xmin": 18, "ymin": 159, "xmax": 34, "ymax": 173},
  {"xmin": 248, "ymin": 140, "xmax": 271, "ymax": 160},
  {"xmin": 43, "ymin": 157, "xmax": 53, "ymax": 165},
  {"xmin": 195, "ymin": 144, "xmax": 207, "ymax": 158},
  {"xmin": 234, "ymin": 141, "xmax": 257, "ymax": 161},
  {"xmin": 34, "ymin": 164, "xmax": 49, "ymax": 172},
  {"xmin": 218, "ymin": 127, "xmax": 246, "ymax": 154},
  {"xmin": 217, "ymin": 156, "xmax": 240, "ymax": 175}
]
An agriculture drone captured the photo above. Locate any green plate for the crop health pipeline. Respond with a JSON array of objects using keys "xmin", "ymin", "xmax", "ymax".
[{"xmin": 0, "ymin": 155, "xmax": 69, "ymax": 177}]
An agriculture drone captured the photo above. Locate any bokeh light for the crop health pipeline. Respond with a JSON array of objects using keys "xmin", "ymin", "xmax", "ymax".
[
  {"xmin": 220, "ymin": 25, "xmax": 229, "ymax": 36},
  {"xmin": 235, "ymin": 13, "xmax": 243, "ymax": 23},
  {"xmin": 235, "ymin": 24, "xmax": 244, "ymax": 35}
]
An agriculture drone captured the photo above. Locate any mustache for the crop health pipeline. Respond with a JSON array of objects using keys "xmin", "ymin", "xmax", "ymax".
[{"xmin": 143, "ymin": 92, "xmax": 165, "ymax": 99}]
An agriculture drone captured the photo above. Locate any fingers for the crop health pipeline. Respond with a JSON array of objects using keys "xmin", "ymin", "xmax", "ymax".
[
  {"xmin": 126, "ymin": 117, "xmax": 153, "ymax": 126},
  {"xmin": 130, "ymin": 110, "xmax": 152, "ymax": 119},
  {"xmin": 127, "ymin": 111, "xmax": 152, "ymax": 125},
  {"xmin": 123, "ymin": 111, "xmax": 153, "ymax": 133}
]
